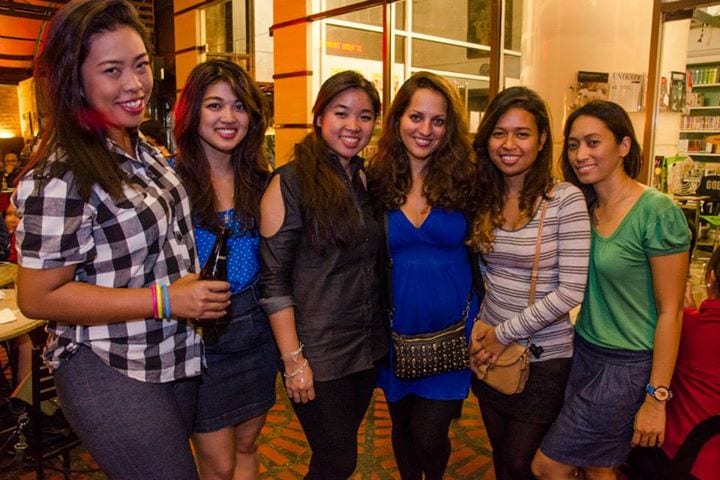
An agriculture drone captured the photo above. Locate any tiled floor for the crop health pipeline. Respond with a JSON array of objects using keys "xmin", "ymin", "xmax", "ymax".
[{"xmin": 3, "ymin": 378, "xmax": 496, "ymax": 479}]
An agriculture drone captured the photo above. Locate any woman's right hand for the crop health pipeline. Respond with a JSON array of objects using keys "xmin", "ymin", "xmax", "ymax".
[
  {"xmin": 284, "ymin": 356, "xmax": 316, "ymax": 404},
  {"xmin": 168, "ymin": 273, "xmax": 231, "ymax": 320}
]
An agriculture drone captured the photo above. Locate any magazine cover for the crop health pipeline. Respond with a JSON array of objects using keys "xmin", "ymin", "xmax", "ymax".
[
  {"xmin": 670, "ymin": 70, "xmax": 686, "ymax": 113},
  {"xmin": 573, "ymin": 71, "xmax": 609, "ymax": 109},
  {"xmin": 608, "ymin": 72, "xmax": 643, "ymax": 112}
]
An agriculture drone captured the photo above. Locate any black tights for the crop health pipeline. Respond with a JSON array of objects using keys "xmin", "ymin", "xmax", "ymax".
[
  {"xmin": 479, "ymin": 399, "xmax": 550, "ymax": 480},
  {"xmin": 388, "ymin": 395, "xmax": 463, "ymax": 480},
  {"xmin": 292, "ymin": 367, "xmax": 378, "ymax": 480}
]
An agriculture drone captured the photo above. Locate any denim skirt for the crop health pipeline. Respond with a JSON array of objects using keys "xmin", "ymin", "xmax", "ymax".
[
  {"xmin": 539, "ymin": 334, "xmax": 652, "ymax": 468},
  {"xmin": 193, "ymin": 285, "xmax": 278, "ymax": 433}
]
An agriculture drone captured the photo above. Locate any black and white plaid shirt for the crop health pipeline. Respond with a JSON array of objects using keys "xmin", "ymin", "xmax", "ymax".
[{"xmin": 15, "ymin": 139, "xmax": 203, "ymax": 383}]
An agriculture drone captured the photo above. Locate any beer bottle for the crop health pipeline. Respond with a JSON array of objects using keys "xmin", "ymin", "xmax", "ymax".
[
  {"xmin": 198, "ymin": 226, "xmax": 231, "ymax": 344},
  {"xmin": 200, "ymin": 227, "xmax": 231, "ymax": 281}
]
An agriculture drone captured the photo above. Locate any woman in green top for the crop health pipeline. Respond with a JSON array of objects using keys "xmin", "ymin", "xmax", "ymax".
[{"xmin": 532, "ymin": 100, "xmax": 690, "ymax": 480}]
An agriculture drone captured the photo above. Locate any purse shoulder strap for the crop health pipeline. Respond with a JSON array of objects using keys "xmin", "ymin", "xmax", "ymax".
[
  {"xmin": 384, "ymin": 212, "xmax": 394, "ymax": 325},
  {"xmin": 528, "ymin": 187, "xmax": 553, "ymax": 306}
]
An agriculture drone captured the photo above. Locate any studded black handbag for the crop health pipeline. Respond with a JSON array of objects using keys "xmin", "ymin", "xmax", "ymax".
[{"xmin": 391, "ymin": 295, "xmax": 471, "ymax": 380}]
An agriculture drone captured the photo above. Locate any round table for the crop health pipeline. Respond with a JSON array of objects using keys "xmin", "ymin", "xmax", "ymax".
[
  {"xmin": 0, "ymin": 287, "xmax": 45, "ymax": 342},
  {"xmin": 0, "ymin": 262, "xmax": 17, "ymax": 288}
]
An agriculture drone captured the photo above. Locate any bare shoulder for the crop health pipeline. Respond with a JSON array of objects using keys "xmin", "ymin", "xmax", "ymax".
[{"xmin": 260, "ymin": 174, "xmax": 285, "ymax": 237}]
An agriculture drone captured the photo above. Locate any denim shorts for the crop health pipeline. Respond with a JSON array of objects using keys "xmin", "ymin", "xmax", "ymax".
[
  {"xmin": 539, "ymin": 335, "xmax": 652, "ymax": 468},
  {"xmin": 193, "ymin": 285, "xmax": 278, "ymax": 433}
]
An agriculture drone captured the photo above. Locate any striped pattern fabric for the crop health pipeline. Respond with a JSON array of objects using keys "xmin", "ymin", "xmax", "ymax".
[
  {"xmin": 15, "ymin": 139, "xmax": 203, "ymax": 383},
  {"xmin": 479, "ymin": 181, "xmax": 590, "ymax": 360}
]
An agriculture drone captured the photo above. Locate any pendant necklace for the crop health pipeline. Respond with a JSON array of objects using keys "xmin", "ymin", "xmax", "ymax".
[{"xmin": 223, "ymin": 190, "xmax": 235, "ymax": 225}]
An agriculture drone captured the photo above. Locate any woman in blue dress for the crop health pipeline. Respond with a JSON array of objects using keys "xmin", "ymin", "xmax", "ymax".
[
  {"xmin": 368, "ymin": 71, "xmax": 479, "ymax": 480},
  {"xmin": 174, "ymin": 59, "xmax": 277, "ymax": 480}
]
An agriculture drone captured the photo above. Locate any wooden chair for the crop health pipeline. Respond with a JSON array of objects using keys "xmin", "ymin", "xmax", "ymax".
[{"xmin": 29, "ymin": 346, "xmax": 81, "ymax": 479}]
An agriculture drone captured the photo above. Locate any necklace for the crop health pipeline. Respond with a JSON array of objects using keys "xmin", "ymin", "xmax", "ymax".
[{"xmin": 222, "ymin": 189, "xmax": 235, "ymax": 225}]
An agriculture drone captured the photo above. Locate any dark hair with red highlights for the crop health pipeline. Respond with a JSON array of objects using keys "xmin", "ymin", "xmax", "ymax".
[
  {"xmin": 29, "ymin": 0, "xmax": 149, "ymax": 200},
  {"xmin": 174, "ymin": 59, "xmax": 270, "ymax": 233}
]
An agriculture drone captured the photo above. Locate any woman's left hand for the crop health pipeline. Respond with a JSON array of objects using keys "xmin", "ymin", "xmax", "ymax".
[
  {"xmin": 632, "ymin": 398, "xmax": 667, "ymax": 447},
  {"xmin": 470, "ymin": 322, "xmax": 508, "ymax": 368}
]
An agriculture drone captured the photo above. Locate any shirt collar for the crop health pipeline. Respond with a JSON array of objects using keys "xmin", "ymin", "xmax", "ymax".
[{"xmin": 328, "ymin": 153, "xmax": 363, "ymax": 177}]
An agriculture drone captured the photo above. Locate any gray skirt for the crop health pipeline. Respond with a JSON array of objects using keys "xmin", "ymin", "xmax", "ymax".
[{"xmin": 539, "ymin": 334, "xmax": 652, "ymax": 468}]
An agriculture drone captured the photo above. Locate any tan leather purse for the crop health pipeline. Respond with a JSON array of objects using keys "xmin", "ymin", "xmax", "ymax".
[
  {"xmin": 474, "ymin": 194, "xmax": 549, "ymax": 395},
  {"xmin": 474, "ymin": 322, "xmax": 530, "ymax": 395}
]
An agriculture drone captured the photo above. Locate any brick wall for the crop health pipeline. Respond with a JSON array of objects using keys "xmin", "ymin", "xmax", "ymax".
[{"xmin": 0, "ymin": 84, "xmax": 20, "ymax": 137}]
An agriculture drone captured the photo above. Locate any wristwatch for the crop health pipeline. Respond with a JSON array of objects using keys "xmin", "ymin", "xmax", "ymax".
[{"xmin": 646, "ymin": 384, "xmax": 673, "ymax": 402}]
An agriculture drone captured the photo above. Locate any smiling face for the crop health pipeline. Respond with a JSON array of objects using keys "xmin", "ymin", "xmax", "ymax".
[
  {"xmin": 399, "ymin": 88, "xmax": 447, "ymax": 165},
  {"xmin": 315, "ymin": 87, "xmax": 376, "ymax": 162},
  {"xmin": 566, "ymin": 114, "xmax": 630, "ymax": 186},
  {"xmin": 198, "ymin": 81, "xmax": 250, "ymax": 161},
  {"xmin": 80, "ymin": 26, "xmax": 152, "ymax": 148},
  {"xmin": 487, "ymin": 107, "xmax": 547, "ymax": 183}
]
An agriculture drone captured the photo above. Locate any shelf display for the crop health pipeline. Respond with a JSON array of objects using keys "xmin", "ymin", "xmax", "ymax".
[{"xmin": 679, "ymin": 62, "xmax": 720, "ymax": 159}]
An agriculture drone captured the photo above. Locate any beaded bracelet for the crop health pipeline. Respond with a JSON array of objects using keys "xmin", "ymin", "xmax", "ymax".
[
  {"xmin": 161, "ymin": 284, "xmax": 171, "ymax": 319},
  {"xmin": 280, "ymin": 343, "xmax": 304, "ymax": 363},
  {"xmin": 283, "ymin": 359, "xmax": 309, "ymax": 378}
]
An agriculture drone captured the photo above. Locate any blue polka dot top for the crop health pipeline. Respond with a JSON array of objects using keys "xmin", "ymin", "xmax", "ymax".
[{"xmin": 194, "ymin": 209, "xmax": 259, "ymax": 293}]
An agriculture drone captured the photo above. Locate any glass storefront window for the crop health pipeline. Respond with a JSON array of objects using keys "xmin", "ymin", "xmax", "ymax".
[
  {"xmin": 505, "ymin": 0, "xmax": 522, "ymax": 51},
  {"xmin": 201, "ymin": 0, "xmax": 251, "ymax": 71},
  {"xmin": 312, "ymin": 0, "xmax": 381, "ymax": 16},
  {"xmin": 413, "ymin": 0, "xmax": 480, "ymax": 44},
  {"xmin": 412, "ymin": 39, "xmax": 490, "ymax": 77},
  {"xmin": 202, "ymin": 1, "xmax": 234, "ymax": 55},
  {"xmin": 325, "ymin": 25, "xmax": 382, "ymax": 62},
  {"xmin": 312, "ymin": 0, "xmax": 517, "ymax": 123}
]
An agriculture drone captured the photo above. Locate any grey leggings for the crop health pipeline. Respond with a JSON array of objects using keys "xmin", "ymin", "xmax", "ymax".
[{"xmin": 53, "ymin": 347, "xmax": 200, "ymax": 480}]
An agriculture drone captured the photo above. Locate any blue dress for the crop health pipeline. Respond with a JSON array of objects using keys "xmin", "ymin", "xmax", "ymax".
[{"xmin": 377, "ymin": 208, "xmax": 479, "ymax": 402}]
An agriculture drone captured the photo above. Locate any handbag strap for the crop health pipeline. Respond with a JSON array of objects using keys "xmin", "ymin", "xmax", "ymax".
[
  {"xmin": 528, "ymin": 189, "xmax": 551, "ymax": 306},
  {"xmin": 384, "ymin": 212, "xmax": 394, "ymax": 326}
]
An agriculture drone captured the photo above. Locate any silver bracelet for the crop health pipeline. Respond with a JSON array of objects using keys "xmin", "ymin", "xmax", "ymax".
[
  {"xmin": 283, "ymin": 359, "xmax": 309, "ymax": 378},
  {"xmin": 280, "ymin": 343, "xmax": 304, "ymax": 362}
]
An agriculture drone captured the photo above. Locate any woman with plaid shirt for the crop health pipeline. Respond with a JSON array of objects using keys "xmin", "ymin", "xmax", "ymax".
[{"xmin": 13, "ymin": 1, "xmax": 230, "ymax": 479}]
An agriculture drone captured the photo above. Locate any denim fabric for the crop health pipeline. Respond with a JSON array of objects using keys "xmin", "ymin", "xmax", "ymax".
[
  {"xmin": 539, "ymin": 335, "xmax": 653, "ymax": 468},
  {"xmin": 194, "ymin": 286, "xmax": 277, "ymax": 433},
  {"xmin": 53, "ymin": 346, "xmax": 200, "ymax": 480}
]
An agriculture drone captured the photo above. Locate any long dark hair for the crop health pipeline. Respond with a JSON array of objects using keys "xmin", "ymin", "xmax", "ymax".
[
  {"xmin": 29, "ymin": 0, "xmax": 149, "ymax": 200},
  {"xmin": 561, "ymin": 100, "xmax": 642, "ymax": 206},
  {"xmin": 469, "ymin": 86, "xmax": 553, "ymax": 253},
  {"xmin": 295, "ymin": 70, "xmax": 380, "ymax": 253},
  {"xmin": 174, "ymin": 59, "xmax": 270, "ymax": 233},
  {"xmin": 367, "ymin": 71, "xmax": 475, "ymax": 214}
]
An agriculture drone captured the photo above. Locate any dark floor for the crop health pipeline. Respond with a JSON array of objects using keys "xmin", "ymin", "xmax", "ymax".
[{"xmin": 1, "ymin": 376, "xmax": 495, "ymax": 479}]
